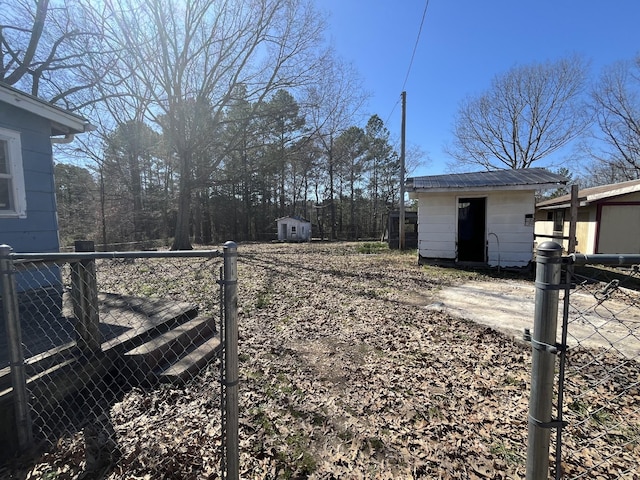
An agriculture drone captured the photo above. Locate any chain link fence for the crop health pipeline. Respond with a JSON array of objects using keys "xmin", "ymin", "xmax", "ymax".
[
  {"xmin": 0, "ymin": 241, "xmax": 238, "ymax": 479},
  {"xmin": 527, "ymin": 243, "xmax": 640, "ymax": 479}
]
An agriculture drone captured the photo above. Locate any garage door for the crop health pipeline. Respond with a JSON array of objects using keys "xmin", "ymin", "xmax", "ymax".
[{"xmin": 598, "ymin": 204, "xmax": 640, "ymax": 253}]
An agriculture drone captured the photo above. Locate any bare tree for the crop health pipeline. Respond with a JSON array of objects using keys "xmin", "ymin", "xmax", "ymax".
[
  {"xmin": 0, "ymin": 0, "xmax": 111, "ymax": 109},
  {"xmin": 334, "ymin": 126, "xmax": 366, "ymax": 239},
  {"xmin": 103, "ymin": 0, "xmax": 327, "ymax": 249},
  {"xmin": 305, "ymin": 56, "xmax": 368, "ymax": 240},
  {"xmin": 590, "ymin": 58, "xmax": 640, "ymax": 180},
  {"xmin": 447, "ymin": 56, "xmax": 590, "ymax": 171}
]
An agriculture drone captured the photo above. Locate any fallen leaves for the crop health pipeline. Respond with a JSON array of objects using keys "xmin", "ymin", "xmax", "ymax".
[
  {"xmin": 7, "ymin": 242, "xmax": 639, "ymax": 479},
  {"xmin": 234, "ymin": 244, "xmax": 531, "ymax": 478}
]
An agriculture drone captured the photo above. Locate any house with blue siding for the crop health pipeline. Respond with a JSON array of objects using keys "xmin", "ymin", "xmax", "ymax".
[
  {"xmin": 0, "ymin": 83, "xmax": 90, "ymax": 253},
  {"xmin": 0, "ymin": 83, "xmax": 91, "ymax": 305}
]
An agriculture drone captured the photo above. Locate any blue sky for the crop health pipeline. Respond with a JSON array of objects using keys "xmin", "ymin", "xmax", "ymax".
[{"xmin": 321, "ymin": 1, "xmax": 640, "ymax": 176}]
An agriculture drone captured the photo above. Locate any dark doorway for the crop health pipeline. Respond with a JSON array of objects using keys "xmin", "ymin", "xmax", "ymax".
[
  {"xmin": 457, "ymin": 197, "xmax": 486, "ymax": 262},
  {"xmin": 387, "ymin": 211, "xmax": 418, "ymax": 249}
]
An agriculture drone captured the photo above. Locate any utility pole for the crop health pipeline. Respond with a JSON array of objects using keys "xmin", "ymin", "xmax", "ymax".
[{"xmin": 399, "ymin": 91, "xmax": 406, "ymax": 250}]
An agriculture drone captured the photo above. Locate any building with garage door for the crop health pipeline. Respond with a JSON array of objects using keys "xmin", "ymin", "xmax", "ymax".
[{"xmin": 535, "ymin": 178, "xmax": 640, "ymax": 254}]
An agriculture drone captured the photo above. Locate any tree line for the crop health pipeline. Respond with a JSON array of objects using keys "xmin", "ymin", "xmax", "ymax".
[
  {"xmin": 55, "ymin": 100, "xmax": 402, "ymax": 247},
  {"xmin": 2, "ymin": 1, "xmax": 640, "ymax": 248},
  {"xmin": 2, "ymin": 0, "xmax": 410, "ymax": 248}
]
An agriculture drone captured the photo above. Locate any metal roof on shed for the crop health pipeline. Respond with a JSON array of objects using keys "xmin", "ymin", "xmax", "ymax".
[
  {"xmin": 407, "ymin": 168, "xmax": 567, "ymax": 192},
  {"xmin": 275, "ymin": 215, "xmax": 310, "ymax": 223}
]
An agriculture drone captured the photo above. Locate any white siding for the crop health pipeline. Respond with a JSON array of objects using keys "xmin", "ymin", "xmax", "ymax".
[
  {"xmin": 416, "ymin": 189, "xmax": 536, "ymax": 267},
  {"xmin": 276, "ymin": 217, "xmax": 311, "ymax": 242},
  {"xmin": 417, "ymin": 193, "xmax": 457, "ymax": 260},
  {"xmin": 486, "ymin": 191, "xmax": 535, "ymax": 267}
]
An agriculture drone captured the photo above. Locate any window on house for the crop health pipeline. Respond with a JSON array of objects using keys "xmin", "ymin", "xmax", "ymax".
[
  {"xmin": 553, "ymin": 210, "xmax": 564, "ymax": 233},
  {"xmin": 524, "ymin": 213, "xmax": 534, "ymax": 227},
  {"xmin": 291, "ymin": 226, "xmax": 296, "ymax": 233},
  {"xmin": 0, "ymin": 128, "xmax": 26, "ymax": 218}
]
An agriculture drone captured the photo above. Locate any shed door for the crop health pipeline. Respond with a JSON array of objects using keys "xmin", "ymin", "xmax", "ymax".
[
  {"xmin": 280, "ymin": 223, "xmax": 287, "ymax": 239},
  {"xmin": 457, "ymin": 197, "xmax": 486, "ymax": 262}
]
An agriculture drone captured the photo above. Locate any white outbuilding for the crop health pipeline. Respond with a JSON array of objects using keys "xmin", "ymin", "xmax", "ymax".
[
  {"xmin": 276, "ymin": 216, "xmax": 311, "ymax": 242},
  {"xmin": 406, "ymin": 168, "xmax": 567, "ymax": 268}
]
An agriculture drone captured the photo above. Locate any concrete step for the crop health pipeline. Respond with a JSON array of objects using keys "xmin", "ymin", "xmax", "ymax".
[
  {"xmin": 0, "ymin": 294, "xmax": 199, "ymax": 392},
  {"xmin": 0, "ymin": 352, "xmax": 110, "ymax": 459},
  {"xmin": 157, "ymin": 335, "xmax": 222, "ymax": 384},
  {"xmin": 123, "ymin": 316, "xmax": 217, "ymax": 382},
  {"xmin": 0, "ymin": 343, "xmax": 75, "ymax": 392}
]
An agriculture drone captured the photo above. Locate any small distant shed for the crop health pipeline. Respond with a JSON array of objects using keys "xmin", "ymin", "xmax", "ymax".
[
  {"xmin": 406, "ymin": 168, "xmax": 567, "ymax": 268},
  {"xmin": 536, "ymin": 178, "xmax": 640, "ymax": 254},
  {"xmin": 276, "ymin": 216, "xmax": 311, "ymax": 242}
]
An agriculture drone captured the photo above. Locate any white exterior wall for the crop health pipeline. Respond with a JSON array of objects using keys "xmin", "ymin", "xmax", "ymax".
[
  {"xmin": 535, "ymin": 207, "xmax": 599, "ymax": 254},
  {"xmin": 417, "ymin": 192, "xmax": 457, "ymax": 260},
  {"xmin": 416, "ymin": 189, "xmax": 536, "ymax": 267},
  {"xmin": 579, "ymin": 209, "xmax": 598, "ymax": 254},
  {"xmin": 485, "ymin": 191, "xmax": 536, "ymax": 267},
  {"xmin": 276, "ymin": 217, "xmax": 311, "ymax": 242},
  {"xmin": 534, "ymin": 215, "xmax": 564, "ymax": 251}
]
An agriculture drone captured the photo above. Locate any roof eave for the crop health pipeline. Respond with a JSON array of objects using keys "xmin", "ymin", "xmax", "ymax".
[
  {"xmin": 585, "ymin": 185, "xmax": 640, "ymax": 203},
  {"xmin": 0, "ymin": 84, "xmax": 89, "ymax": 135},
  {"xmin": 538, "ymin": 180, "xmax": 640, "ymax": 208},
  {"xmin": 537, "ymin": 202, "xmax": 589, "ymax": 210},
  {"xmin": 408, "ymin": 182, "xmax": 563, "ymax": 194}
]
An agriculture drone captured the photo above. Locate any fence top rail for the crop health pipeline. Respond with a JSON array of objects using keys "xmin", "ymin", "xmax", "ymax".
[
  {"xmin": 5, "ymin": 249, "xmax": 223, "ymax": 262},
  {"xmin": 569, "ymin": 253, "xmax": 640, "ymax": 267}
]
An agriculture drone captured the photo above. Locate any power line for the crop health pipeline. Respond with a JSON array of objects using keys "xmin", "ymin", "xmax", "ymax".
[
  {"xmin": 385, "ymin": 0, "xmax": 430, "ymax": 126},
  {"xmin": 402, "ymin": 0, "xmax": 430, "ymax": 92},
  {"xmin": 384, "ymin": 98, "xmax": 401, "ymax": 127}
]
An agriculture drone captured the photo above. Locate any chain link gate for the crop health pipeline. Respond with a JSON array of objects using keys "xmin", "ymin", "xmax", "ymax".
[
  {"xmin": 527, "ymin": 242, "xmax": 640, "ymax": 479},
  {"xmin": 0, "ymin": 241, "xmax": 239, "ymax": 479}
]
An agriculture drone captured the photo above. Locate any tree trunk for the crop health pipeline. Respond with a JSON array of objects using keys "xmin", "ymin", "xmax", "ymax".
[
  {"xmin": 171, "ymin": 152, "xmax": 193, "ymax": 250},
  {"xmin": 193, "ymin": 190, "xmax": 203, "ymax": 244},
  {"xmin": 328, "ymin": 139, "xmax": 336, "ymax": 241},
  {"xmin": 315, "ymin": 184, "xmax": 324, "ymax": 241},
  {"xmin": 130, "ymin": 152, "xmax": 143, "ymax": 241},
  {"xmin": 350, "ymin": 166, "xmax": 355, "ymax": 240},
  {"xmin": 200, "ymin": 189, "xmax": 212, "ymax": 244},
  {"xmin": 99, "ymin": 167, "xmax": 107, "ymax": 248}
]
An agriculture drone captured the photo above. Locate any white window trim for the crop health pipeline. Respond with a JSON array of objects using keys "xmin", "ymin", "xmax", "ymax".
[{"xmin": 0, "ymin": 127, "xmax": 27, "ymax": 218}]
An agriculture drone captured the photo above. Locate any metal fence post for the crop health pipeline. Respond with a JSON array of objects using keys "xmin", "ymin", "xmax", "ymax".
[
  {"xmin": 223, "ymin": 241, "xmax": 239, "ymax": 480},
  {"xmin": 0, "ymin": 244, "xmax": 34, "ymax": 452},
  {"xmin": 527, "ymin": 241, "xmax": 562, "ymax": 479},
  {"xmin": 71, "ymin": 240, "xmax": 100, "ymax": 354}
]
